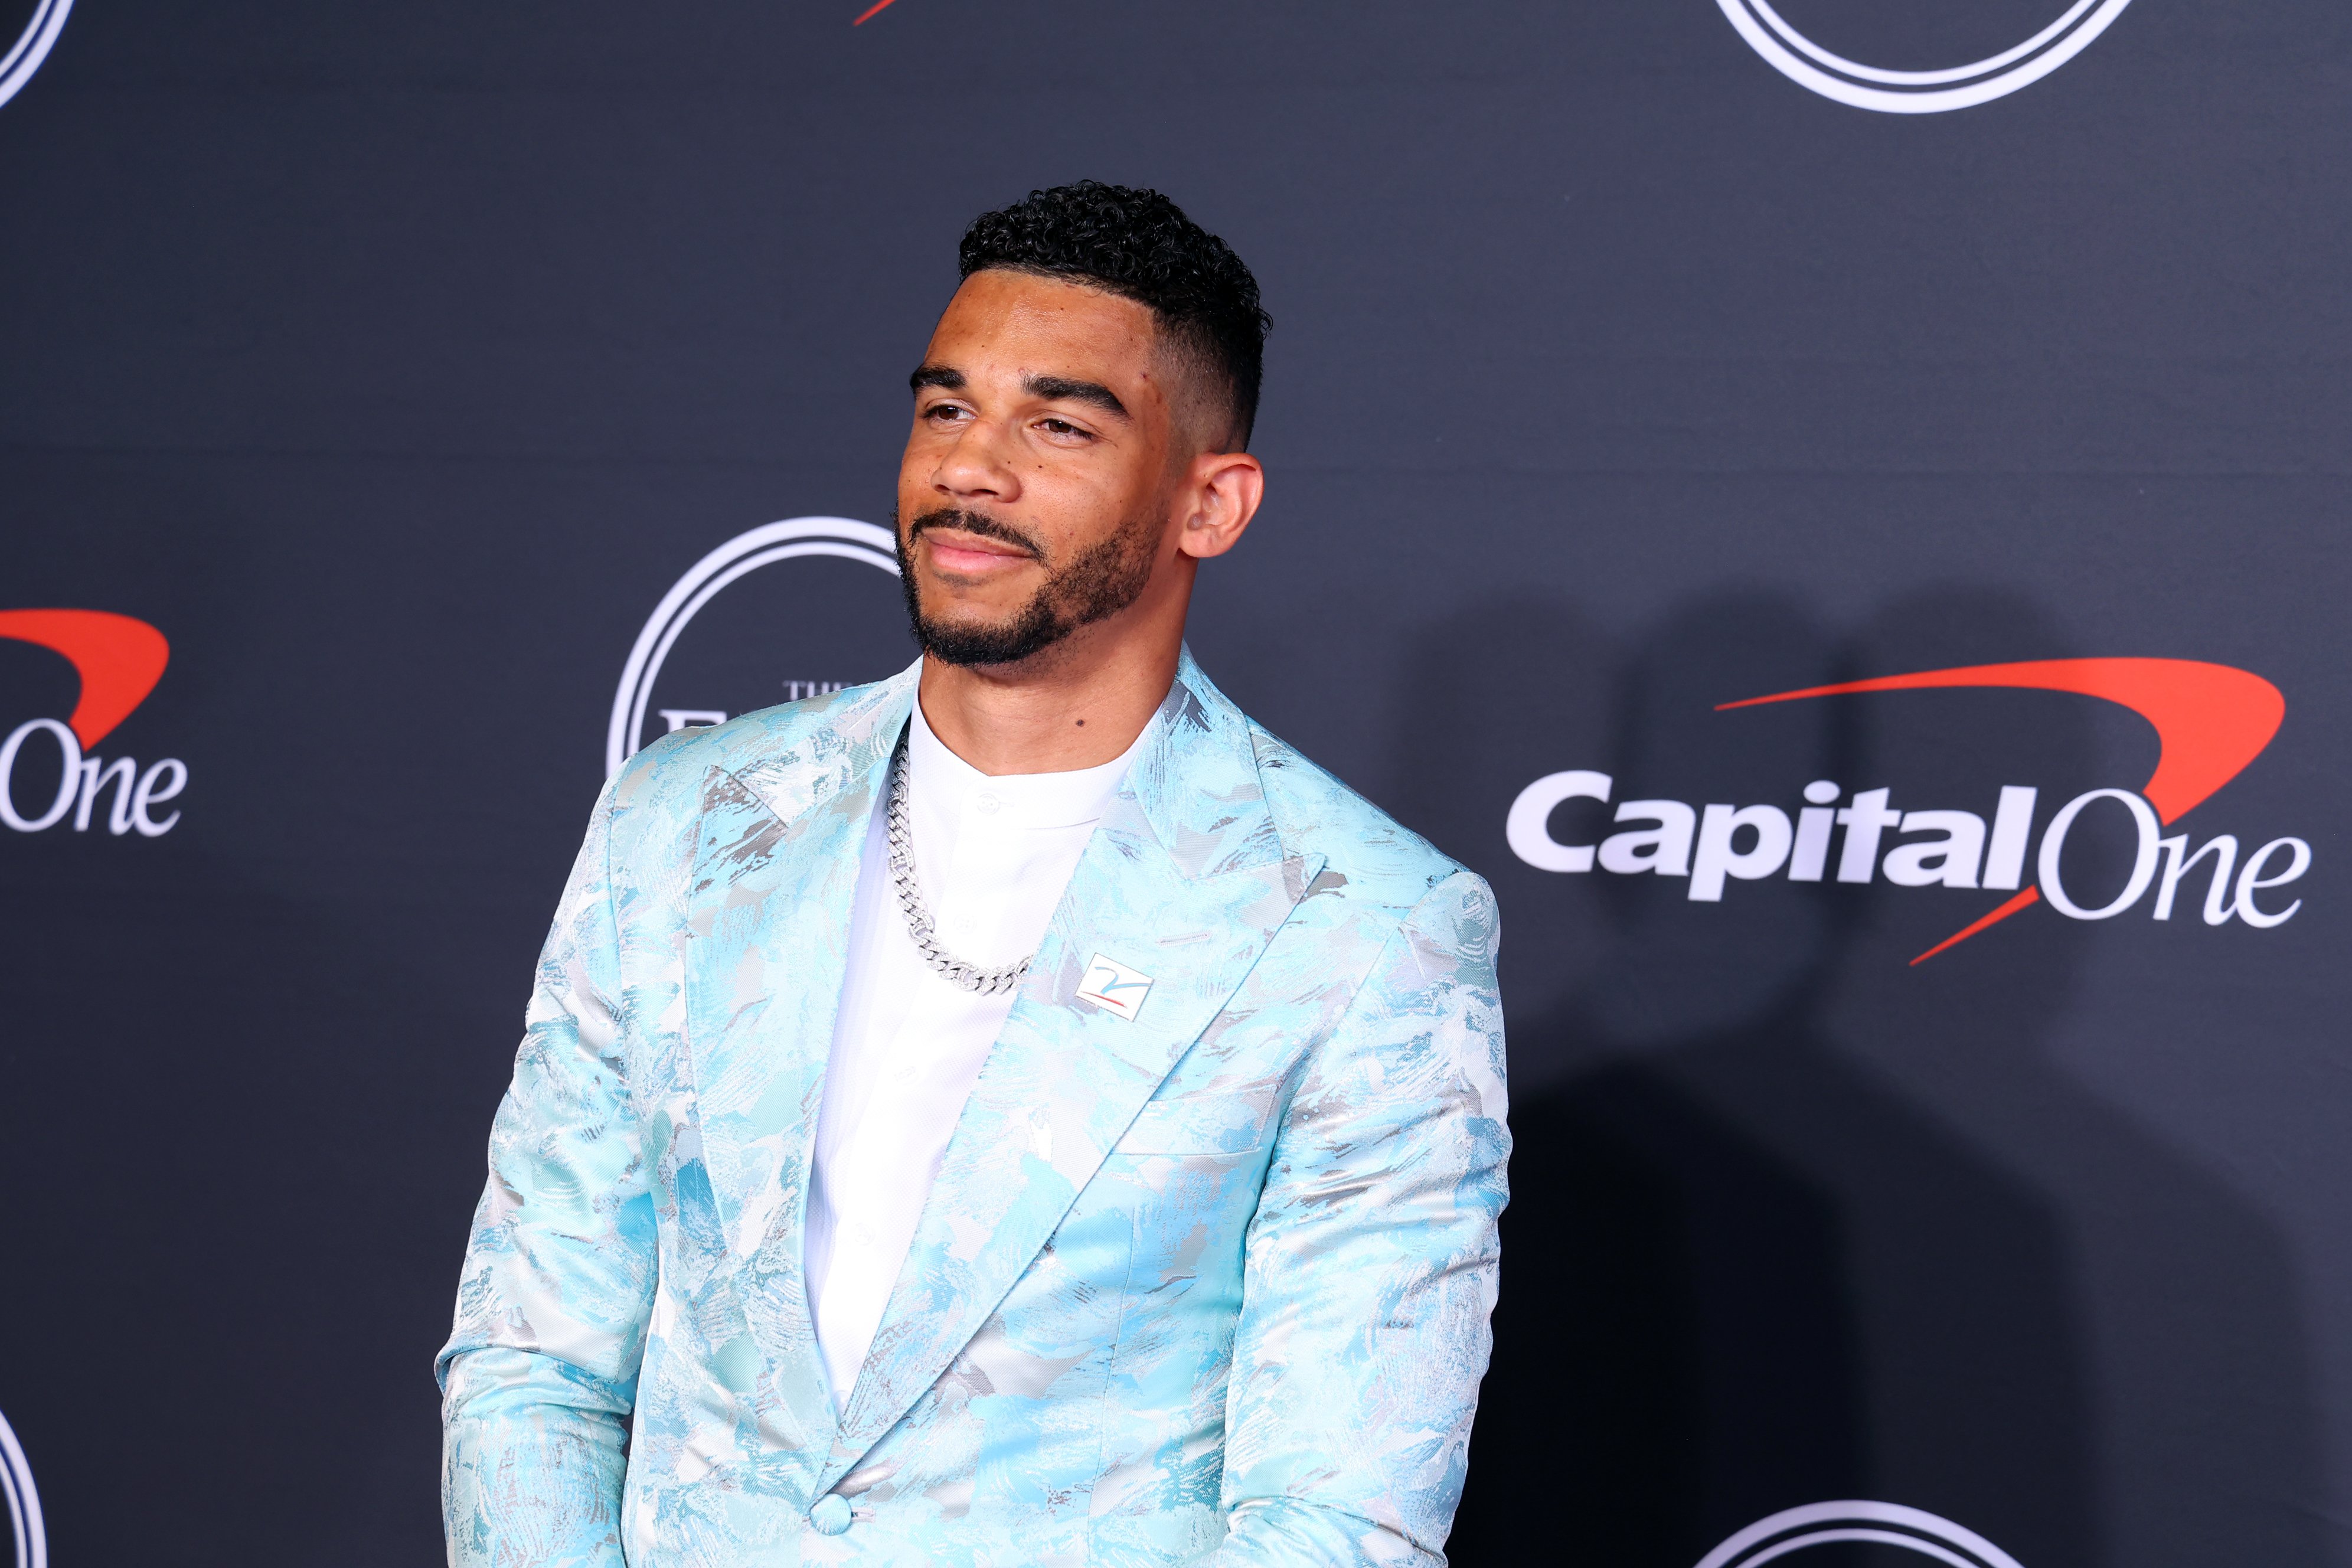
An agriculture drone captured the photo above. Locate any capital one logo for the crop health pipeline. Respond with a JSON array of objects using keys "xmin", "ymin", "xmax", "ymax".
[
  {"xmin": 0, "ymin": 0, "xmax": 71, "ymax": 111},
  {"xmin": 1697, "ymin": 1501, "xmax": 2022, "ymax": 1567},
  {"xmin": 1717, "ymin": 0, "xmax": 2135, "ymax": 112},
  {"xmin": 607, "ymin": 517, "xmax": 906, "ymax": 776},
  {"xmin": 0, "ymin": 1406, "xmax": 44, "ymax": 1568},
  {"xmin": 1, "ymin": 610, "xmax": 188, "ymax": 838},
  {"xmin": 1508, "ymin": 658, "xmax": 2309, "ymax": 966}
]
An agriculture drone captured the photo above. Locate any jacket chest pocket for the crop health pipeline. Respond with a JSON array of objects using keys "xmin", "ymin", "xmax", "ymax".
[
  {"xmin": 1092, "ymin": 1143, "xmax": 1265, "ymax": 1335},
  {"xmin": 1112, "ymin": 1091, "xmax": 1273, "ymax": 1157},
  {"xmin": 1086, "ymin": 1089, "xmax": 1277, "ymax": 1296}
]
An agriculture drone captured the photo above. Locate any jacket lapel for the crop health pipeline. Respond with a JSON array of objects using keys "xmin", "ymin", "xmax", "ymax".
[
  {"xmin": 823, "ymin": 653, "xmax": 1323, "ymax": 1484},
  {"xmin": 681, "ymin": 664, "xmax": 916, "ymax": 1450}
]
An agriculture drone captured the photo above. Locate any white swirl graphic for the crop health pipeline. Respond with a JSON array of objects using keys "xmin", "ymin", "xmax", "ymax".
[
  {"xmin": 0, "ymin": 1408, "xmax": 46, "ymax": 1568},
  {"xmin": 606, "ymin": 517, "xmax": 899, "ymax": 776},
  {"xmin": 0, "ymin": 0, "xmax": 72, "ymax": 111},
  {"xmin": 1696, "ymin": 1500, "xmax": 2024, "ymax": 1568},
  {"xmin": 1716, "ymin": 0, "xmax": 2135, "ymax": 113}
]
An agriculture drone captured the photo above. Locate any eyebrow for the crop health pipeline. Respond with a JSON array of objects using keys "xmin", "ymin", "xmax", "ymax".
[
  {"xmin": 1024, "ymin": 374, "xmax": 1129, "ymax": 420},
  {"xmin": 908, "ymin": 365, "xmax": 1131, "ymax": 422}
]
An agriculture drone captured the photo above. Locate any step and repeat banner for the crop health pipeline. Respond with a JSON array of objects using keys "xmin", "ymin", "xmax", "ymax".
[{"xmin": 4, "ymin": 2, "xmax": 2348, "ymax": 1565}]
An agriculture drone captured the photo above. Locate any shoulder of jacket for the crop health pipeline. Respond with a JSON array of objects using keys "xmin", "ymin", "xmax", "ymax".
[
  {"xmin": 605, "ymin": 680, "xmax": 893, "ymax": 828},
  {"xmin": 1244, "ymin": 718, "xmax": 1477, "ymax": 917}
]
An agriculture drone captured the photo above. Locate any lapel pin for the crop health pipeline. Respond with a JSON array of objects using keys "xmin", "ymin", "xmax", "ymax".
[{"xmin": 1077, "ymin": 953, "xmax": 1154, "ymax": 1022}]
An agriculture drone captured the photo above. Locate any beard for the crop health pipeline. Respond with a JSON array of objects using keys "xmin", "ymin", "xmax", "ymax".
[{"xmin": 896, "ymin": 504, "xmax": 1160, "ymax": 668}]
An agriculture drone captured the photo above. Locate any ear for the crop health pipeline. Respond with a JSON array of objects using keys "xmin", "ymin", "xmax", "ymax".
[{"xmin": 1174, "ymin": 450, "xmax": 1265, "ymax": 561}]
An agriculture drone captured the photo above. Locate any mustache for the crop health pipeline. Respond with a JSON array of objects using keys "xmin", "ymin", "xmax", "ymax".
[{"xmin": 905, "ymin": 507, "xmax": 1044, "ymax": 560}]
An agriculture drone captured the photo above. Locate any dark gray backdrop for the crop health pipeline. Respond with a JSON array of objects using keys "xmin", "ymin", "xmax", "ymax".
[{"xmin": 4, "ymin": 2, "xmax": 2348, "ymax": 1564}]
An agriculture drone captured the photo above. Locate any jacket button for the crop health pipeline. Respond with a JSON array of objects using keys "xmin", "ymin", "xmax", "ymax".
[{"xmin": 809, "ymin": 1494, "xmax": 852, "ymax": 1536}]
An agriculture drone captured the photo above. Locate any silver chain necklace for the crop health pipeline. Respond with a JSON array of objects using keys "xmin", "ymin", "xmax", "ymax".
[{"xmin": 886, "ymin": 738, "xmax": 1033, "ymax": 996}]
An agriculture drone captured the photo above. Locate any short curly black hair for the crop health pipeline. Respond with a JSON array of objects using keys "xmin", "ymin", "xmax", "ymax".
[{"xmin": 959, "ymin": 181, "xmax": 1270, "ymax": 449}]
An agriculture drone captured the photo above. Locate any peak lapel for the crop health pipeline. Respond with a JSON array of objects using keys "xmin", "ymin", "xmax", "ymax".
[
  {"xmin": 824, "ymin": 654, "xmax": 1324, "ymax": 1484},
  {"xmin": 680, "ymin": 667, "xmax": 916, "ymax": 1448}
]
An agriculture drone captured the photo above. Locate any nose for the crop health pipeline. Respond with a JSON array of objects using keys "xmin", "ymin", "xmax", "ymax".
[{"xmin": 930, "ymin": 417, "xmax": 1021, "ymax": 505}]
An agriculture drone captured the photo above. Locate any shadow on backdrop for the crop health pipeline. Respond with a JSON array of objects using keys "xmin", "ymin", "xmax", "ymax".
[{"xmin": 1391, "ymin": 590, "xmax": 2329, "ymax": 1568}]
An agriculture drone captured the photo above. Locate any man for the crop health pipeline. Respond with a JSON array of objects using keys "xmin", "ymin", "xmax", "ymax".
[{"xmin": 438, "ymin": 181, "xmax": 1508, "ymax": 1567}]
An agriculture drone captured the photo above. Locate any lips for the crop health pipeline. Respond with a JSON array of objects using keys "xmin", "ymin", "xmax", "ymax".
[{"xmin": 922, "ymin": 530, "xmax": 1035, "ymax": 574}]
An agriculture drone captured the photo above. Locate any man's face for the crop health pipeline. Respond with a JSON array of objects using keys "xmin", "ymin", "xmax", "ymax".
[{"xmin": 896, "ymin": 270, "xmax": 1190, "ymax": 667}]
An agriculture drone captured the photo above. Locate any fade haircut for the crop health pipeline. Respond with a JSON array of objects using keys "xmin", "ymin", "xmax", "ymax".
[{"xmin": 958, "ymin": 181, "xmax": 1272, "ymax": 450}]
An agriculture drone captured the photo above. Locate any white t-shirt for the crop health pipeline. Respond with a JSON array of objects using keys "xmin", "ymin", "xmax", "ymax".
[{"xmin": 803, "ymin": 698, "xmax": 1143, "ymax": 1412}]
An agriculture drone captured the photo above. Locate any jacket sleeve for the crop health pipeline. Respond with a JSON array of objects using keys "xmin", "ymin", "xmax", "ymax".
[
  {"xmin": 435, "ymin": 777, "xmax": 659, "ymax": 1567},
  {"xmin": 1210, "ymin": 870, "xmax": 1511, "ymax": 1566}
]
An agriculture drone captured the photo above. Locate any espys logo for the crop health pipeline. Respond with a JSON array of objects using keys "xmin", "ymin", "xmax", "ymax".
[
  {"xmin": 1697, "ymin": 1501, "xmax": 2022, "ymax": 1567},
  {"xmin": 1508, "ymin": 658, "xmax": 2310, "ymax": 966},
  {"xmin": 607, "ymin": 518, "xmax": 907, "ymax": 776},
  {"xmin": 1, "ymin": 610, "xmax": 188, "ymax": 838},
  {"xmin": 0, "ymin": 0, "xmax": 70, "ymax": 110},
  {"xmin": 1717, "ymin": 0, "xmax": 2134, "ymax": 113},
  {"xmin": 0, "ymin": 1407, "xmax": 45, "ymax": 1568}
]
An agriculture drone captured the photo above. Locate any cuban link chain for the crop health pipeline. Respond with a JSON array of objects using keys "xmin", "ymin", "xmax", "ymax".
[{"xmin": 887, "ymin": 737, "xmax": 1033, "ymax": 995}]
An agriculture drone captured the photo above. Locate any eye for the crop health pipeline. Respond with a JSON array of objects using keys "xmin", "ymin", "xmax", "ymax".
[
  {"xmin": 923, "ymin": 402, "xmax": 971, "ymax": 424},
  {"xmin": 1038, "ymin": 417, "xmax": 1089, "ymax": 438}
]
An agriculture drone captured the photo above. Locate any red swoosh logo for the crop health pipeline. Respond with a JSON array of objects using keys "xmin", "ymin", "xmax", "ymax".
[
  {"xmin": 1719, "ymin": 659, "xmax": 2285, "ymax": 963},
  {"xmin": 0, "ymin": 609, "xmax": 172, "ymax": 748}
]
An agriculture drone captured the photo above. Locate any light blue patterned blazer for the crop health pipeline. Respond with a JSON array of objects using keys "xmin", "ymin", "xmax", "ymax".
[{"xmin": 437, "ymin": 651, "xmax": 1509, "ymax": 1567}]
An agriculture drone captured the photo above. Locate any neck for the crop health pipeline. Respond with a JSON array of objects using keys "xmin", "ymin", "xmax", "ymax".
[{"xmin": 916, "ymin": 616, "xmax": 1184, "ymax": 777}]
